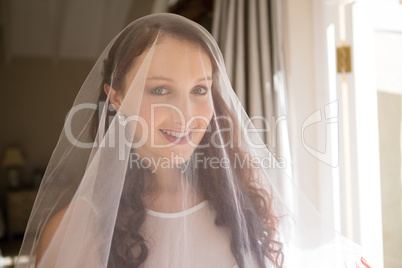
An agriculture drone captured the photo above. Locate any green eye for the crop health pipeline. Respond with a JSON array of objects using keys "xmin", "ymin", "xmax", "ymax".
[
  {"xmin": 193, "ymin": 87, "xmax": 207, "ymax": 95},
  {"xmin": 151, "ymin": 87, "xmax": 169, "ymax": 95}
]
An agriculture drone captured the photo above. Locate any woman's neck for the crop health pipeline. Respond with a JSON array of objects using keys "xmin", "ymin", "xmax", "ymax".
[
  {"xmin": 153, "ymin": 166, "xmax": 182, "ymax": 191},
  {"xmin": 143, "ymin": 167, "xmax": 204, "ymax": 213}
]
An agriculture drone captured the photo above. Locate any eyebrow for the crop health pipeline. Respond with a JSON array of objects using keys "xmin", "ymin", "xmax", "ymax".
[{"xmin": 147, "ymin": 76, "xmax": 212, "ymax": 82}]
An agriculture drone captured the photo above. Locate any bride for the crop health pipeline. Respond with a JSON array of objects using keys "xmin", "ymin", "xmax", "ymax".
[{"xmin": 17, "ymin": 14, "xmax": 370, "ymax": 268}]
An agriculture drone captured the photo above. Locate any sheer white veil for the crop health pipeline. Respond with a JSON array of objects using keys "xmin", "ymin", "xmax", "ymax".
[{"xmin": 16, "ymin": 13, "xmax": 367, "ymax": 268}]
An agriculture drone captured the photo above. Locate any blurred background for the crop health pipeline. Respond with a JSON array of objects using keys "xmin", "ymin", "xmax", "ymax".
[{"xmin": 0, "ymin": 0, "xmax": 401, "ymax": 267}]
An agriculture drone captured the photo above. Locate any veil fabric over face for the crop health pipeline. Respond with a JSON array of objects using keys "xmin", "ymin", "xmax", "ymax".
[{"xmin": 17, "ymin": 14, "xmax": 367, "ymax": 268}]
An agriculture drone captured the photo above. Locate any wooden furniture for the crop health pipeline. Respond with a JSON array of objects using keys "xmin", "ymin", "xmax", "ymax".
[{"xmin": 6, "ymin": 189, "xmax": 37, "ymax": 240}]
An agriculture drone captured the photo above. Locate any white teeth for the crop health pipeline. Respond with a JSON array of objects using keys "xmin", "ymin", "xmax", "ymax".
[{"xmin": 161, "ymin": 129, "xmax": 190, "ymax": 138}]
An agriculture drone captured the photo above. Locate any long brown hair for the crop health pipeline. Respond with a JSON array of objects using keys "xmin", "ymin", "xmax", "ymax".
[{"xmin": 98, "ymin": 14, "xmax": 284, "ymax": 268}]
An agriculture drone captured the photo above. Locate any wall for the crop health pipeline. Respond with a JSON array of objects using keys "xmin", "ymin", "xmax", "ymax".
[
  {"xmin": 284, "ymin": 0, "xmax": 320, "ymax": 208},
  {"xmin": 0, "ymin": 58, "xmax": 93, "ymax": 173}
]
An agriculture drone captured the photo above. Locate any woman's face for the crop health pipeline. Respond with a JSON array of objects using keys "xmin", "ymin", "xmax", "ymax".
[{"xmin": 123, "ymin": 37, "xmax": 214, "ymax": 167}]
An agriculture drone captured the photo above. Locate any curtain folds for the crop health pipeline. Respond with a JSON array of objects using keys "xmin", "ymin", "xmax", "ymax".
[{"xmin": 212, "ymin": 0, "xmax": 292, "ymax": 178}]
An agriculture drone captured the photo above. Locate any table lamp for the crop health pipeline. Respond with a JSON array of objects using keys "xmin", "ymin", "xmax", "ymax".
[{"xmin": 1, "ymin": 146, "xmax": 26, "ymax": 189}]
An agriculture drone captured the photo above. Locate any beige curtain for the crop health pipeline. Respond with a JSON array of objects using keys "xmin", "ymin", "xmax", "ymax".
[{"xmin": 212, "ymin": 0, "xmax": 292, "ymax": 171}]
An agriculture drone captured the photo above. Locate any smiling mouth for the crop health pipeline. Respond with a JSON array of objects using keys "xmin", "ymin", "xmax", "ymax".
[{"xmin": 160, "ymin": 129, "xmax": 193, "ymax": 144}]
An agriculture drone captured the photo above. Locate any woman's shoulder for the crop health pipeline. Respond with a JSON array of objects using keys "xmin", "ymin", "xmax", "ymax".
[
  {"xmin": 36, "ymin": 206, "xmax": 69, "ymax": 265},
  {"xmin": 36, "ymin": 198, "xmax": 97, "ymax": 265}
]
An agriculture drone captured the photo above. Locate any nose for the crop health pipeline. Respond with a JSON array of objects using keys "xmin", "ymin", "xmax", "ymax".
[{"xmin": 171, "ymin": 93, "xmax": 193, "ymax": 128}]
